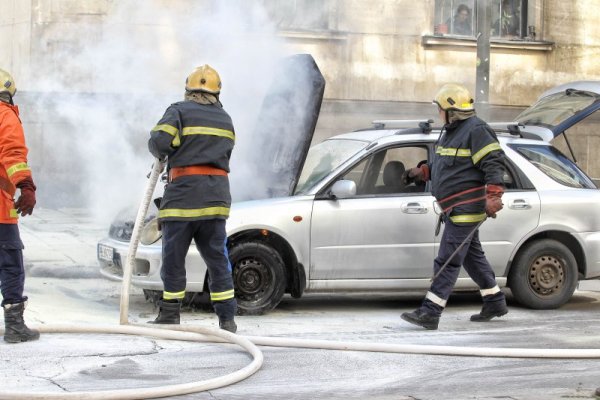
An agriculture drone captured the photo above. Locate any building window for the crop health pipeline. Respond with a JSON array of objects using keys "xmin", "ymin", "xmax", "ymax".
[
  {"xmin": 435, "ymin": 0, "xmax": 476, "ymax": 36},
  {"xmin": 434, "ymin": 0, "xmax": 532, "ymax": 40}
]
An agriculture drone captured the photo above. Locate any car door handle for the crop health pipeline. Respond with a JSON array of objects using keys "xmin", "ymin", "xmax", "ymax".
[
  {"xmin": 508, "ymin": 199, "xmax": 531, "ymax": 210},
  {"xmin": 401, "ymin": 202, "xmax": 428, "ymax": 214}
]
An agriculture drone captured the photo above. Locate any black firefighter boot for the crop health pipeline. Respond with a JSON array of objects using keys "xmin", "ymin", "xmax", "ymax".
[
  {"xmin": 401, "ymin": 309, "xmax": 440, "ymax": 330},
  {"xmin": 148, "ymin": 300, "xmax": 181, "ymax": 324},
  {"xmin": 215, "ymin": 299, "xmax": 237, "ymax": 333},
  {"xmin": 3, "ymin": 302, "xmax": 40, "ymax": 343},
  {"xmin": 470, "ymin": 299, "xmax": 508, "ymax": 322},
  {"xmin": 219, "ymin": 318, "xmax": 237, "ymax": 333}
]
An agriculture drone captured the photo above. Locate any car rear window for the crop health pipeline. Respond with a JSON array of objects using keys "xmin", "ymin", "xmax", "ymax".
[
  {"xmin": 295, "ymin": 139, "xmax": 367, "ymax": 194},
  {"xmin": 510, "ymin": 143, "xmax": 597, "ymax": 189},
  {"xmin": 516, "ymin": 90, "xmax": 600, "ymax": 129}
]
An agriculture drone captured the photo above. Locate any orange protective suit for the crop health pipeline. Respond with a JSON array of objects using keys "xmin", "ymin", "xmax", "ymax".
[{"xmin": 0, "ymin": 102, "xmax": 32, "ymax": 224}]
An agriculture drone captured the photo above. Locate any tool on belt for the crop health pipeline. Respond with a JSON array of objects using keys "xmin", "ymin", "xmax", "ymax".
[
  {"xmin": 430, "ymin": 218, "xmax": 486, "ymax": 282},
  {"xmin": 435, "ymin": 213, "xmax": 444, "ymax": 236}
]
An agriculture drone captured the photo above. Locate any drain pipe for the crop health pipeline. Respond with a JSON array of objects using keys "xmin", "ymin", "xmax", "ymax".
[{"xmin": 119, "ymin": 159, "xmax": 164, "ymax": 325}]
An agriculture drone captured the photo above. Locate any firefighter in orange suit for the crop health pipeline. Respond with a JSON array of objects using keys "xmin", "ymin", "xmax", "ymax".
[
  {"xmin": 147, "ymin": 65, "xmax": 237, "ymax": 333},
  {"xmin": 0, "ymin": 69, "xmax": 39, "ymax": 343}
]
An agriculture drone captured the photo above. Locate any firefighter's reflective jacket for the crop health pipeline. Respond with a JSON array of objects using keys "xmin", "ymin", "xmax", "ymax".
[
  {"xmin": 430, "ymin": 116, "xmax": 506, "ymax": 225},
  {"xmin": 0, "ymin": 102, "xmax": 32, "ymax": 224},
  {"xmin": 148, "ymin": 100, "xmax": 235, "ymax": 221}
]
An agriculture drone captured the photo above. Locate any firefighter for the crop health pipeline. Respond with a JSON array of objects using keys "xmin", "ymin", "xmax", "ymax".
[
  {"xmin": 400, "ymin": 83, "xmax": 507, "ymax": 330},
  {"xmin": 147, "ymin": 64, "xmax": 237, "ymax": 333},
  {"xmin": 0, "ymin": 68, "xmax": 39, "ymax": 343}
]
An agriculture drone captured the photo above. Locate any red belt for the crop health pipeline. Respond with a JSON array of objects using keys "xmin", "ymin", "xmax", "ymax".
[{"xmin": 169, "ymin": 165, "xmax": 228, "ymax": 182}]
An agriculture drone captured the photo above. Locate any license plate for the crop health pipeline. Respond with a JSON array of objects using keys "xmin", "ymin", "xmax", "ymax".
[{"xmin": 98, "ymin": 244, "xmax": 114, "ymax": 262}]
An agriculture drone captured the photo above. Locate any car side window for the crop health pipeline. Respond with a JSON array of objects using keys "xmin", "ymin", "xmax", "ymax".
[
  {"xmin": 340, "ymin": 146, "xmax": 429, "ymax": 196},
  {"xmin": 502, "ymin": 158, "xmax": 535, "ymax": 190},
  {"xmin": 339, "ymin": 158, "xmax": 368, "ymax": 190}
]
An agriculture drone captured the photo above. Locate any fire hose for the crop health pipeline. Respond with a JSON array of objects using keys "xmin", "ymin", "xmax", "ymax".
[{"xmin": 2, "ymin": 158, "xmax": 600, "ymax": 399}]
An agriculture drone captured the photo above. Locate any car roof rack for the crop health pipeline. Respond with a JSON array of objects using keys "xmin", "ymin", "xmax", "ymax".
[
  {"xmin": 488, "ymin": 121, "xmax": 523, "ymax": 136},
  {"xmin": 371, "ymin": 119, "xmax": 434, "ymax": 133},
  {"xmin": 488, "ymin": 121, "xmax": 544, "ymax": 141}
]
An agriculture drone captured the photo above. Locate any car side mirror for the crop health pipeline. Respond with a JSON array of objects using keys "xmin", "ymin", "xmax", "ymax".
[{"xmin": 329, "ymin": 180, "xmax": 357, "ymax": 199}]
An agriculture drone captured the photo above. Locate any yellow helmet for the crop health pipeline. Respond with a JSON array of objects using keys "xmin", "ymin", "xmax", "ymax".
[
  {"xmin": 0, "ymin": 68, "xmax": 16, "ymax": 97},
  {"xmin": 433, "ymin": 83, "xmax": 474, "ymax": 111},
  {"xmin": 185, "ymin": 64, "xmax": 221, "ymax": 94}
]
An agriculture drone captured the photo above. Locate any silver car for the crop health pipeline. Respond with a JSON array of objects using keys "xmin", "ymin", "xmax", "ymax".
[{"xmin": 98, "ymin": 81, "xmax": 600, "ymax": 315}]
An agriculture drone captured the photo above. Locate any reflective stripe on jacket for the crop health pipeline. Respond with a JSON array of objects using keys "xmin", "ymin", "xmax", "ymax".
[
  {"xmin": 0, "ymin": 102, "xmax": 32, "ymax": 224},
  {"xmin": 148, "ymin": 101, "xmax": 235, "ymax": 221},
  {"xmin": 430, "ymin": 116, "xmax": 506, "ymax": 225}
]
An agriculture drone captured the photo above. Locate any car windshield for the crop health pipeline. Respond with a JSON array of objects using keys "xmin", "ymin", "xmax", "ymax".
[
  {"xmin": 516, "ymin": 90, "xmax": 600, "ymax": 128},
  {"xmin": 511, "ymin": 144, "xmax": 597, "ymax": 189},
  {"xmin": 295, "ymin": 139, "xmax": 367, "ymax": 194}
]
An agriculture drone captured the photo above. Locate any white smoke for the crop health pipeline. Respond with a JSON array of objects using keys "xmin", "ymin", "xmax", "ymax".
[{"xmin": 24, "ymin": 0, "xmax": 286, "ymax": 223}]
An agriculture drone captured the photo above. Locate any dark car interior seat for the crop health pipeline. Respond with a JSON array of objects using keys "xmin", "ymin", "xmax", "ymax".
[{"xmin": 378, "ymin": 161, "xmax": 406, "ymax": 193}]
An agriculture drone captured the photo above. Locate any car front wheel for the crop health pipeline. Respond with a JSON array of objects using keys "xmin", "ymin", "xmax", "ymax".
[
  {"xmin": 230, "ymin": 241, "xmax": 286, "ymax": 315},
  {"xmin": 508, "ymin": 239, "xmax": 578, "ymax": 309}
]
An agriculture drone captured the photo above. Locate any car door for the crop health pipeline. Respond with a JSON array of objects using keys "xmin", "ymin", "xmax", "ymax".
[{"xmin": 310, "ymin": 145, "xmax": 438, "ymax": 280}]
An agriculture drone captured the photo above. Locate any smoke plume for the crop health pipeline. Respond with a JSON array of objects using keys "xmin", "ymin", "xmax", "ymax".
[{"xmin": 25, "ymin": 0, "xmax": 288, "ymax": 223}]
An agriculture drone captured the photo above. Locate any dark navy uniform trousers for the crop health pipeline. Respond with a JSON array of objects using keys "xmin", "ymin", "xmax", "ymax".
[
  {"xmin": 422, "ymin": 218, "xmax": 505, "ymax": 316},
  {"xmin": 161, "ymin": 219, "xmax": 236, "ymax": 320},
  {"xmin": 0, "ymin": 224, "xmax": 26, "ymax": 307}
]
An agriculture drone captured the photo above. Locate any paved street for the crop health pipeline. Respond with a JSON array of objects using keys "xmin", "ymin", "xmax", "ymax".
[{"xmin": 1, "ymin": 207, "xmax": 600, "ymax": 399}]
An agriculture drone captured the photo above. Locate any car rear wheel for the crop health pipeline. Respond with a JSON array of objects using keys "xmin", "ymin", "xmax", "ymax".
[
  {"xmin": 230, "ymin": 241, "xmax": 286, "ymax": 315},
  {"xmin": 508, "ymin": 239, "xmax": 578, "ymax": 309}
]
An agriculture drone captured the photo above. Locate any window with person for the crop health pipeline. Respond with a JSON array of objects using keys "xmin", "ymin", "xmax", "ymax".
[
  {"xmin": 337, "ymin": 146, "xmax": 429, "ymax": 196},
  {"xmin": 448, "ymin": 3, "xmax": 473, "ymax": 36},
  {"xmin": 434, "ymin": 0, "xmax": 528, "ymax": 39},
  {"xmin": 491, "ymin": 0, "xmax": 521, "ymax": 38}
]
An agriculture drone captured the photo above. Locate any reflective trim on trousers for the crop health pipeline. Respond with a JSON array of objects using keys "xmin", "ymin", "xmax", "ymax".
[
  {"xmin": 163, "ymin": 290, "xmax": 185, "ymax": 300},
  {"xmin": 426, "ymin": 291, "xmax": 447, "ymax": 307},
  {"xmin": 480, "ymin": 285, "xmax": 501, "ymax": 297},
  {"xmin": 211, "ymin": 289, "xmax": 235, "ymax": 301}
]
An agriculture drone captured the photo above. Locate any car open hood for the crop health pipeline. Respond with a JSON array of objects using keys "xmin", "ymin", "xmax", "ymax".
[
  {"xmin": 516, "ymin": 81, "xmax": 600, "ymax": 139},
  {"xmin": 233, "ymin": 54, "xmax": 325, "ymax": 201}
]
